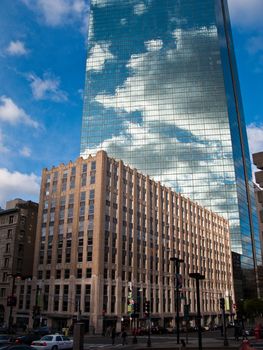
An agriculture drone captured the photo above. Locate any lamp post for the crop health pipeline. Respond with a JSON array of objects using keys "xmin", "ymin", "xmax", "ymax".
[
  {"xmin": 170, "ymin": 257, "xmax": 184, "ymax": 345},
  {"xmin": 7, "ymin": 273, "xmax": 21, "ymax": 332},
  {"xmin": 189, "ymin": 272, "xmax": 205, "ymax": 350}
]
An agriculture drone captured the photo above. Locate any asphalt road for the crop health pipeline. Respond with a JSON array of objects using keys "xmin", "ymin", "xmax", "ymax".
[{"xmin": 83, "ymin": 328, "xmax": 242, "ymax": 349}]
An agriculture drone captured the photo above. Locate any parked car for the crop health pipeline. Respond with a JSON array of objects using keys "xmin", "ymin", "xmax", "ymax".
[
  {"xmin": 32, "ymin": 328, "xmax": 51, "ymax": 337},
  {"xmin": 0, "ymin": 336, "xmax": 14, "ymax": 344},
  {"xmin": 15, "ymin": 335, "xmax": 41, "ymax": 346},
  {"xmin": 31, "ymin": 335, "xmax": 73, "ymax": 350},
  {"xmin": 0, "ymin": 346, "xmax": 36, "ymax": 350},
  {"xmin": 0, "ymin": 329, "xmax": 8, "ymax": 335}
]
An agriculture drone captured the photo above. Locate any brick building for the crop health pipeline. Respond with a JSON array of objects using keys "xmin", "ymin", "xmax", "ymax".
[{"xmin": 0, "ymin": 199, "xmax": 38, "ymax": 327}]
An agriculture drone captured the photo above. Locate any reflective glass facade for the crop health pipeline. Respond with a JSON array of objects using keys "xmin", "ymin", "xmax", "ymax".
[{"xmin": 81, "ymin": 0, "xmax": 262, "ymax": 298}]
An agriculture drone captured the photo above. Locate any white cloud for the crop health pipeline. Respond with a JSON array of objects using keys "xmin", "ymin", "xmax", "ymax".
[
  {"xmin": 247, "ymin": 123, "xmax": 263, "ymax": 155},
  {"xmin": 95, "ymin": 26, "xmax": 221, "ymax": 134},
  {"xmin": 19, "ymin": 146, "xmax": 32, "ymax": 157},
  {"xmin": 21, "ymin": 0, "xmax": 88, "ymax": 30},
  {"xmin": 228, "ymin": 0, "xmax": 263, "ymax": 29},
  {"xmin": 120, "ymin": 18, "xmax": 127, "ymax": 26},
  {"xmin": 0, "ymin": 168, "xmax": 40, "ymax": 207},
  {"xmin": 27, "ymin": 73, "xmax": 67, "ymax": 102},
  {"xmin": 134, "ymin": 3, "xmax": 146, "ymax": 15},
  {"xmin": 91, "ymin": 0, "xmax": 108, "ymax": 6},
  {"xmin": 6, "ymin": 40, "xmax": 28, "ymax": 56},
  {"xmin": 83, "ymin": 25, "xmax": 238, "ymax": 216},
  {"xmin": 87, "ymin": 42, "xmax": 115, "ymax": 72},
  {"xmin": 0, "ymin": 96, "xmax": 39, "ymax": 128},
  {"xmin": 145, "ymin": 39, "xmax": 163, "ymax": 52}
]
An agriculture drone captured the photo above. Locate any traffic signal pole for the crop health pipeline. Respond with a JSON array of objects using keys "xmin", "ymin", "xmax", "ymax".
[
  {"xmin": 144, "ymin": 300, "xmax": 151, "ymax": 347},
  {"xmin": 170, "ymin": 257, "xmax": 184, "ymax": 345},
  {"xmin": 220, "ymin": 298, "xmax": 229, "ymax": 347},
  {"xmin": 8, "ymin": 275, "xmax": 16, "ymax": 333}
]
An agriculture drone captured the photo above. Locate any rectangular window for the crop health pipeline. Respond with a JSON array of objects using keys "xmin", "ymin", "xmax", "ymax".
[
  {"xmin": 65, "ymin": 249, "xmax": 71, "ymax": 263},
  {"xmin": 84, "ymin": 284, "xmax": 91, "ymax": 312},
  {"xmin": 7, "ymin": 229, "xmax": 12, "ymax": 238},
  {"xmin": 43, "ymin": 285, "xmax": 49, "ymax": 311},
  {"xmin": 91, "ymin": 161, "xmax": 96, "ymax": 170},
  {"xmin": 86, "ymin": 268, "xmax": 92, "ymax": 278},
  {"xmin": 4, "ymin": 258, "xmax": 9, "ymax": 268},
  {"xmin": 77, "ymin": 269, "xmax": 82, "ymax": 279},
  {"xmin": 64, "ymin": 269, "xmax": 70, "ymax": 279}
]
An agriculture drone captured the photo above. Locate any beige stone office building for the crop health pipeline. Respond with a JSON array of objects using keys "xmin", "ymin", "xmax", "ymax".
[
  {"xmin": 30, "ymin": 150, "xmax": 234, "ymax": 333},
  {"xmin": 0, "ymin": 199, "xmax": 38, "ymax": 327}
]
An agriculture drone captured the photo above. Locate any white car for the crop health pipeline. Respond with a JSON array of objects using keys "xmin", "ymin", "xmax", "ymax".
[{"xmin": 31, "ymin": 334, "xmax": 73, "ymax": 350}]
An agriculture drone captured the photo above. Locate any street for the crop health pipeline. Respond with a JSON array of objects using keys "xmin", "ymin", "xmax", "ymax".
[{"xmin": 82, "ymin": 328, "xmax": 247, "ymax": 349}]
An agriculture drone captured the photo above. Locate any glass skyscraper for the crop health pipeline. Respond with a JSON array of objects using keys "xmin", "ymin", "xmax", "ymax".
[{"xmin": 81, "ymin": 0, "xmax": 262, "ymax": 299}]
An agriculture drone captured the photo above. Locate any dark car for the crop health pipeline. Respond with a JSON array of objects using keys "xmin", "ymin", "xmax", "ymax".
[
  {"xmin": 0, "ymin": 346, "xmax": 36, "ymax": 350},
  {"xmin": 0, "ymin": 329, "xmax": 8, "ymax": 335},
  {"xmin": 15, "ymin": 335, "xmax": 41, "ymax": 346},
  {"xmin": 32, "ymin": 327, "xmax": 50, "ymax": 337}
]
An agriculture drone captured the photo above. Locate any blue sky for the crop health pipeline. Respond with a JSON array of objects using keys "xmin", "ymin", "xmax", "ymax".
[{"xmin": 0, "ymin": 0, "xmax": 262, "ymax": 207}]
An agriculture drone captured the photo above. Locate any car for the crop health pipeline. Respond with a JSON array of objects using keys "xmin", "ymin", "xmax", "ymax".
[
  {"xmin": 0, "ymin": 336, "xmax": 14, "ymax": 344},
  {"xmin": 0, "ymin": 329, "xmax": 8, "ymax": 335},
  {"xmin": 0, "ymin": 345, "xmax": 36, "ymax": 350},
  {"xmin": 32, "ymin": 327, "xmax": 51, "ymax": 337},
  {"xmin": 31, "ymin": 335, "xmax": 73, "ymax": 350},
  {"xmin": 15, "ymin": 335, "xmax": 41, "ymax": 346}
]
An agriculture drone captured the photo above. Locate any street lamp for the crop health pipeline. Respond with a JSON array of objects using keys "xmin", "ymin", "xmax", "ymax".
[
  {"xmin": 7, "ymin": 273, "xmax": 21, "ymax": 332},
  {"xmin": 170, "ymin": 257, "xmax": 184, "ymax": 345},
  {"xmin": 189, "ymin": 272, "xmax": 205, "ymax": 350}
]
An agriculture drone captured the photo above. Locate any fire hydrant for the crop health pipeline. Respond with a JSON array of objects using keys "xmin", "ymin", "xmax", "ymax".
[{"xmin": 254, "ymin": 325, "xmax": 261, "ymax": 340}]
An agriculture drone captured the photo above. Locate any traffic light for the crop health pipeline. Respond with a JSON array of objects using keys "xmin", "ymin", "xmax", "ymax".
[
  {"xmin": 220, "ymin": 298, "xmax": 225, "ymax": 310},
  {"xmin": 144, "ymin": 300, "xmax": 150, "ymax": 317},
  {"xmin": 176, "ymin": 273, "xmax": 183, "ymax": 289}
]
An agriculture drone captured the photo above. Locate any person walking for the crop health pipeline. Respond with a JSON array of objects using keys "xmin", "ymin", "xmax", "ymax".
[
  {"xmin": 121, "ymin": 329, "xmax": 128, "ymax": 346},
  {"xmin": 234, "ymin": 322, "xmax": 240, "ymax": 341},
  {"xmin": 111, "ymin": 326, "xmax": 116, "ymax": 345}
]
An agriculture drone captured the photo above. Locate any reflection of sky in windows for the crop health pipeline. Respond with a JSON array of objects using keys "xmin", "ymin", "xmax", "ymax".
[{"xmin": 81, "ymin": 0, "xmax": 261, "ymax": 266}]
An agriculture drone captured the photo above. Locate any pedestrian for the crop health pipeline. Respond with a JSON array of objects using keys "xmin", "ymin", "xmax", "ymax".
[
  {"xmin": 234, "ymin": 322, "xmax": 239, "ymax": 341},
  {"xmin": 121, "ymin": 329, "xmax": 128, "ymax": 346},
  {"xmin": 111, "ymin": 327, "xmax": 116, "ymax": 345},
  {"xmin": 242, "ymin": 328, "xmax": 248, "ymax": 340}
]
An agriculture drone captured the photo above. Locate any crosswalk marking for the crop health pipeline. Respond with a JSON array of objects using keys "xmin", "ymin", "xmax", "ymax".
[{"xmin": 84, "ymin": 344, "xmax": 123, "ymax": 349}]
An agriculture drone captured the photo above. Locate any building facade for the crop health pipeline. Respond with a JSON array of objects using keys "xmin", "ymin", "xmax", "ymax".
[
  {"xmin": 80, "ymin": 0, "xmax": 262, "ymax": 299},
  {"xmin": 253, "ymin": 152, "xmax": 263, "ymax": 265},
  {"xmin": 0, "ymin": 199, "xmax": 38, "ymax": 327},
  {"xmin": 30, "ymin": 151, "xmax": 234, "ymax": 333}
]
